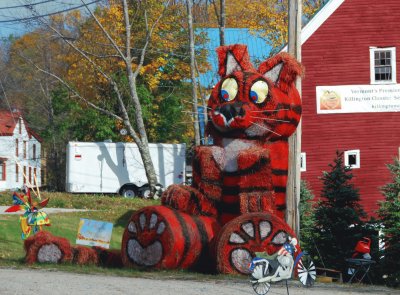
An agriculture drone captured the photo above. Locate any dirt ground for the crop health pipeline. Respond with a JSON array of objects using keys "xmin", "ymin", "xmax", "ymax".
[{"xmin": 0, "ymin": 268, "xmax": 398, "ymax": 295}]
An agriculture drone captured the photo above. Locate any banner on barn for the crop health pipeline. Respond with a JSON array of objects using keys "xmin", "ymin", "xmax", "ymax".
[
  {"xmin": 76, "ymin": 218, "xmax": 113, "ymax": 249},
  {"xmin": 316, "ymin": 84, "xmax": 400, "ymax": 114}
]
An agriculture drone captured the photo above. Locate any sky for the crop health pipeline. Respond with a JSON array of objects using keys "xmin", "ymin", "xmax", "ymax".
[
  {"xmin": 198, "ymin": 28, "xmax": 272, "ymax": 88},
  {"xmin": 0, "ymin": 0, "xmax": 97, "ymax": 38}
]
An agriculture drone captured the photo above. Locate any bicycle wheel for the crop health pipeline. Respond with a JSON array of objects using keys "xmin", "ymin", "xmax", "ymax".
[
  {"xmin": 297, "ymin": 254, "xmax": 316, "ymax": 287},
  {"xmin": 251, "ymin": 281, "xmax": 270, "ymax": 295}
]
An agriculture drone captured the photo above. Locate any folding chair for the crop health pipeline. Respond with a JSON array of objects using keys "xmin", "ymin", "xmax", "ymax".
[{"xmin": 345, "ymin": 258, "xmax": 376, "ymax": 284}]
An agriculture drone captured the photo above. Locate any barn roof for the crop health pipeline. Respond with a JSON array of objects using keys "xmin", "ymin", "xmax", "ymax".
[{"xmin": 0, "ymin": 109, "xmax": 42, "ymax": 142}]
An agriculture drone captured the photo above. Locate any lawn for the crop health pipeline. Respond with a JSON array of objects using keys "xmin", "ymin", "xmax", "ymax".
[
  {"xmin": 0, "ymin": 191, "xmax": 237, "ymax": 280},
  {"xmin": 0, "ymin": 191, "xmax": 155, "ymax": 270}
]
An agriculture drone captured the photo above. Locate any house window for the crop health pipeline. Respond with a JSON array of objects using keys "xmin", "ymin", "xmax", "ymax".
[
  {"xmin": 15, "ymin": 139, "xmax": 19, "ymax": 157},
  {"xmin": 19, "ymin": 118, "xmax": 22, "ymax": 134},
  {"xmin": 23, "ymin": 141, "xmax": 27, "ymax": 159},
  {"xmin": 0, "ymin": 159, "xmax": 6, "ymax": 181},
  {"xmin": 23, "ymin": 166, "xmax": 26, "ymax": 184},
  {"xmin": 344, "ymin": 150, "xmax": 360, "ymax": 169},
  {"xmin": 33, "ymin": 144, "xmax": 36, "ymax": 160},
  {"xmin": 300, "ymin": 152, "xmax": 307, "ymax": 172},
  {"xmin": 370, "ymin": 47, "xmax": 396, "ymax": 84},
  {"xmin": 16, "ymin": 164, "xmax": 19, "ymax": 182},
  {"xmin": 29, "ymin": 167, "xmax": 32, "ymax": 185}
]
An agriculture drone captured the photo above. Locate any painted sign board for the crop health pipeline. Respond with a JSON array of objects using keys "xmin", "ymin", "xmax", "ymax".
[
  {"xmin": 76, "ymin": 218, "xmax": 113, "ymax": 249},
  {"xmin": 316, "ymin": 84, "xmax": 400, "ymax": 114}
]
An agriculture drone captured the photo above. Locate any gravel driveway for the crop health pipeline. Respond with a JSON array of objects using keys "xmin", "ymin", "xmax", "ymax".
[{"xmin": 0, "ymin": 268, "xmax": 398, "ymax": 295}]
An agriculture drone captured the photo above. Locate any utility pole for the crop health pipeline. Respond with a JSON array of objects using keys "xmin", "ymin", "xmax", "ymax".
[
  {"xmin": 186, "ymin": 0, "xmax": 201, "ymax": 146},
  {"xmin": 286, "ymin": 0, "xmax": 302, "ymax": 237}
]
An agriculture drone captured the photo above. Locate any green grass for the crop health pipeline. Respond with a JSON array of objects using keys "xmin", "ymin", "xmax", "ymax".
[
  {"xmin": 0, "ymin": 191, "xmax": 241, "ymax": 281},
  {"xmin": 0, "ymin": 191, "xmax": 158, "ymax": 267}
]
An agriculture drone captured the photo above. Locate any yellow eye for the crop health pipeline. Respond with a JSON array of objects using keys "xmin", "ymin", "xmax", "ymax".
[
  {"xmin": 250, "ymin": 80, "xmax": 269, "ymax": 104},
  {"xmin": 220, "ymin": 78, "xmax": 238, "ymax": 101}
]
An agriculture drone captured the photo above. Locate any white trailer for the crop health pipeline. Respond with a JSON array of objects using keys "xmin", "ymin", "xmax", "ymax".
[{"xmin": 65, "ymin": 141, "xmax": 186, "ymax": 198}]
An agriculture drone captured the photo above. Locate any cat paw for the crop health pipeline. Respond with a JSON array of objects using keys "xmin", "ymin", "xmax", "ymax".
[{"xmin": 123, "ymin": 210, "xmax": 167, "ymax": 267}]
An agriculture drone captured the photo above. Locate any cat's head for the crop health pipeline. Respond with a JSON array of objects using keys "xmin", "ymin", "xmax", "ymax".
[{"xmin": 207, "ymin": 44, "xmax": 303, "ymax": 142}]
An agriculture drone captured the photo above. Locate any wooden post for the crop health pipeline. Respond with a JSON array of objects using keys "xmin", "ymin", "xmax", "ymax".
[{"xmin": 286, "ymin": 0, "xmax": 302, "ymax": 237}]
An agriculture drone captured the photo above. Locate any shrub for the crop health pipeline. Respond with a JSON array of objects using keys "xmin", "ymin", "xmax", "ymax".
[
  {"xmin": 311, "ymin": 151, "xmax": 367, "ymax": 272},
  {"xmin": 377, "ymin": 158, "xmax": 400, "ymax": 287}
]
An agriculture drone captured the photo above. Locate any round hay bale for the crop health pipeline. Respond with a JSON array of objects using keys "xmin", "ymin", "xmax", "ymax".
[
  {"xmin": 121, "ymin": 205, "xmax": 220, "ymax": 271},
  {"xmin": 72, "ymin": 246, "xmax": 99, "ymax": 265},
  {"xmin": 24, "ymin": 231, "xmax": 73, "ymax": 264},
  {"xmin": 93, "ymin": 247, "xmax": 123, "ymax": 268},
  {"xmin": 215, "ymin": 212, "xmax": 299, "ymax": 274}
]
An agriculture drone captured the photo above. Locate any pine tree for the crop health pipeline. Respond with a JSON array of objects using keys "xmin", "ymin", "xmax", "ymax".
[
  {"xmin": 312, "ymin": 151, "xmax": 367, "ymax": 271},
  {"xmin": 299, "ymin": 180, "xmax": 316, "ymax": 250},
  {"xmin": 377, "ymin": 158, "xmax": 400, "ymax": 287}
]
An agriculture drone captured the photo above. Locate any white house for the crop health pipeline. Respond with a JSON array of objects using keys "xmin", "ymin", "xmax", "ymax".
[{"xmin": 0, "ymin": 110, "xmax": 42, "ymax": 191}]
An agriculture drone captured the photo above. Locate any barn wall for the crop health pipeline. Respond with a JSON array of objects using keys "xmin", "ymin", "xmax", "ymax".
[{"xmin": 301, "ymin": 0, "xmax": 400, "ymax": 215}]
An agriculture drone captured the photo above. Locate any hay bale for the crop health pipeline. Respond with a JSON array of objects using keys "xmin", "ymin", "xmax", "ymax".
[
  {"xmin": 121, "ymin": 205, "xmax": 220, "ymax": 271},
  {"xmin": 72, "ymin": 245, "xmax": 99, "ymax": 265},
  {"xmin": 24, "ymin": 231, "xmax": 73, "ymax": 264},
  {"xmin": 215, "ymin": 212, "xmax": 299, "ymax": 274}
]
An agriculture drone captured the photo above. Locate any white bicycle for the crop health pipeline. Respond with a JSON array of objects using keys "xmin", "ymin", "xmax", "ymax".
[{"xmin": 248, "ymin": 238, "xmax": 316, "ymax": 295}]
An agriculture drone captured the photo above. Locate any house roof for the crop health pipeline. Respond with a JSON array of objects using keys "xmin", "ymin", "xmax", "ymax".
[
  {"xmin": 282, "ymin": 0, "xmax": 345, "ymax": 51},
  {"xmin": 0, "ymin": 109, "xmax": 20, "ymax": 136},
  {"xmin": 0, "ymin": 109, "xmax": 42, "ymax": 142}
]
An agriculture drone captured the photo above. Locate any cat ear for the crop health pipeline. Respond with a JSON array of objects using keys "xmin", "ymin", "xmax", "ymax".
[
  {"xmin": 216, "ymin": 44, "xmax": 255, "ymax": 77},
  {"xmin": 258, "ymin": 52, "xmax": 304, "ymax": 94}
]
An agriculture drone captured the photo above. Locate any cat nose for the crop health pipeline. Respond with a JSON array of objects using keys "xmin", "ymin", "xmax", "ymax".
[{"xmin": 220, "ymin": 102, "xmax": 245, "ymax": 121}]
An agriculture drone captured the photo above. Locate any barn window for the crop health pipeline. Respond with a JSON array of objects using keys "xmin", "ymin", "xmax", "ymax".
[
  {"xmin": 344, "ymin": 150, "xmax": 360, "ymax": 169},
  {"xmin": 300, "ymin": 152, "xmax": 307, "ymax": 172},
  {"xmin": 370, "ymin": 47, "xmax": 396, "ymax": 84}
]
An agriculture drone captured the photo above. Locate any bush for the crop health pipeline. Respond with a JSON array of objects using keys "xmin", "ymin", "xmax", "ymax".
[
  {"xmin": 377, "ymin": 158, "xmax": 400, "ymax": 287},
  {"xmin": 299, "ymin": 180, "xmax": 316, "ymax": 251},
  {"xmin": 311, "ymin": 151, "xmax": 367, "ymax": 273}
]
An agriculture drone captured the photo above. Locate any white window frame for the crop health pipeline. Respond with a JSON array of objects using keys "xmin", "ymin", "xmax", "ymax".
[
  {"xmin": 370, "ymin": 47, "xmax": 397, "ymax": 84},
  {"xmin": 300, "ymin": 152, "xmax": 306, "ymax": 172},
  {"xmin": 344, "ymin": 149, "xmax": 360, "ymax": 169}
]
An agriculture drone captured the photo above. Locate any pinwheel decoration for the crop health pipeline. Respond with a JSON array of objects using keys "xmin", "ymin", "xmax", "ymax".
[{"xmin": 5, "ymin": 191, "xmax": 50, "ymax": 239}]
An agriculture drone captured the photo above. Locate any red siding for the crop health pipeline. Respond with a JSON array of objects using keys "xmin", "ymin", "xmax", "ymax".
[{"xmin": 301, "ymin": 0, "xmax": 400, "ymax": 216}]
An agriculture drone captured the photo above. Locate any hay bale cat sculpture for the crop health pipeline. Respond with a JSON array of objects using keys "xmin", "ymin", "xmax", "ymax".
[{"xmin": 121, "ymin": 44, "xmax": 303, "ymax": 274}]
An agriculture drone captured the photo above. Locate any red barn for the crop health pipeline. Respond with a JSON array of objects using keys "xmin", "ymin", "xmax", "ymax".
[{"xmin": 300, "ymin": 0, "xmax": 400, "ymax": 215}]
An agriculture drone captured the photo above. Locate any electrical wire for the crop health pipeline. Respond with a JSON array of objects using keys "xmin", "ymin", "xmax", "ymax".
[{"xmin": 0, "ymin": 0, "xmax": 102, "ymax": 23}]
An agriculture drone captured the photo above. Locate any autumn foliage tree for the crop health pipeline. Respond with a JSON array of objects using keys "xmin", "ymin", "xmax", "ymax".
[
  {"xmin": 201, "ymin": 0, "xmax": 324, "ymax": 52},
  {"xmin": 2, "ymin": 0, "xmax": 209, "ymax": 191}
]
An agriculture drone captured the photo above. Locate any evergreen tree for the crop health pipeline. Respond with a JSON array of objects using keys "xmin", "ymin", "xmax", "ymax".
[
  {"xmin": 377, "ymin": 158, "xmax": 400, "ymax": 287},
  {"xmin": 299, "ymin": 180, "xmax": 317, "ymax": 250},
  {"xmin": 312, "ymin": 151, "xmax": 367, "ymax": 271}
]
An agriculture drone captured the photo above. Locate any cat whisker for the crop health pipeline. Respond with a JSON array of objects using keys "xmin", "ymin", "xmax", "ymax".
[
  {"xmin": 250, "ymin": 109, "xmax": 289, "ymax": 113},
  {"xmin": 250, "ymin": 116, "xmax": 290, "ymax": 123},
  {"xmin": 249, "ymin": 121, "xmax": 282, "ymax": 137}
]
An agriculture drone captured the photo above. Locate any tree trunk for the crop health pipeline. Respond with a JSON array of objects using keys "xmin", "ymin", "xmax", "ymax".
[
  {"xmin": 187, "ymin": 0, "xmax": 201, "ymax": 146},
  {"xmin": 219, "ymin": 0, "xmax": 225, "ymax": 46}
]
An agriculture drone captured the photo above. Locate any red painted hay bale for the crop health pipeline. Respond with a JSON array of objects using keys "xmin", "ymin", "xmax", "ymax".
[
  {"xmin": 93, "ymin": 247, "xmax": 123, "ymax": 268},
  {"xmin": 215, "ymin": 212, "xmax": 299, "ymax": 274},
  {"xmin": 72, "ymin": 246, "xmax": 99, "ymax": 265},
  {"xmin": 24, "ymin": 231, "xmax": 73, "ymax": 264},
  {"xmin": 121, "ymin": 205, "xmax": 220, "ymax": 271}
]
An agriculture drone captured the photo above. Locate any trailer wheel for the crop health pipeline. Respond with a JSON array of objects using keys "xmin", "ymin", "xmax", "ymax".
[
  {"xmin": 121, "ymin": 185, "xmax": 138, "ymax": 198},
  {"xmin": 140, "ymin": 186, "xmax": 151, "ymax": 199}
]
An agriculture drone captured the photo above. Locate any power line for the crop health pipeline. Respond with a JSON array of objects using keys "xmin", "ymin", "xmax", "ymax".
[
  {"xmin": 0, "ymin": 0, "xmax": 55, "ymax": 10},
  {"xmin": 0, "ymin": 0, "xmax": 102, "ymax": 23}
]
